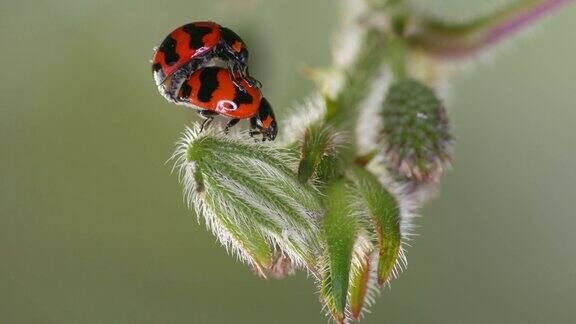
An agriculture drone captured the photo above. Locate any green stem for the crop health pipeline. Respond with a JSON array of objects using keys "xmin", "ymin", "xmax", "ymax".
[
  {"xmin": 410, "ymin": 0, "xmax": 572, "ymax": 58},
  {"xmin": 385, "ymin": 35, "xmax": 408, "ymax": 79},
  {"xmin": 325, "ymin": 29, "xmax": 387, "ymax": 132}
]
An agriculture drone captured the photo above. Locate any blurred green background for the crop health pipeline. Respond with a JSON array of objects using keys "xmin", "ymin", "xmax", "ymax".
[{"xmin": 1, "ymin": 0, "xmax": 575, "ymax": 323}]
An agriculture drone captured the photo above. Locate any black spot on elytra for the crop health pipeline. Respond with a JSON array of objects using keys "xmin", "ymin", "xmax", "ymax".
[
  {"xmin": 197, "ymin": 68, "xmax": 219, "ymax": 103},
  {"xmin": 258, "ymin": 98, "xmax": 274, "ymax": 120},
  {"xmin": 180, "ymin": 81, "xmax": 192, "ymax": 99},
  {"xmin": 220, "ymin": 27, "xmax": 243, "ymax": 48},
  {"xmin": 233, "ymin": 85, "xmax": 253, "ymax": 105},
  {"xmin": 259, "ymin": 98, "xmax": 277, "ymax": 140},
  {"xmin": 182, "ymin": 24, "xmax": 213, "ymax": 50},
  {"xmin": 158, "ymin": 36, "xmax": 179, "ymax": 66},
  {"xmin": 220, "ymin": 27, "xmax": 248, "ymax": 63}
]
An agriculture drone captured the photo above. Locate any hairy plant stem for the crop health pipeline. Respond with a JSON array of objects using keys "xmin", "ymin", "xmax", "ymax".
[
  {"xmin": 321, "ymin": 29, "xmax": 391, "ymax": 178},
  {"xmin": 325, "ymin": 29, "xmax": 386, "ymax": 135}
]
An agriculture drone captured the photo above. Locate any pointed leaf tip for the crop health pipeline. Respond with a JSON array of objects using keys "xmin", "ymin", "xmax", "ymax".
[
  {"xmin": 352, "ymin": 167, "xmax": 402, "ymax": 286},
  {"xmin": 320, "ymin": 183, "xmax": 359, "ymax": 321}
]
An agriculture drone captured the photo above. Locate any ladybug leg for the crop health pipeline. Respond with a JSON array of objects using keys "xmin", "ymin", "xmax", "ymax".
[
  {"xmin": 239, "ymin": 68, "xmax": 262, "ymax": 89},
  {"xmin": 242, "ymin": 66, "xmax": 262, "ymax": 88},
  {"xmin": 248, "ymin": 129, "xmax": 265, "ymax": 142},
  {"xmin": 224, "ymin": 118, "xmax": 240, "ymax": 134},
  {"xmin": 197, "ymin": 110, "xmax": 217, "ymax": 133},
  {"xmin": 232, "ymin": 79, "xmax": 245, "ymax": 92},
  {"xmin": 249, "ymin": 116, "xmax": 258, "ymax": 136},
  {"xmin": 199, "ymin": 118, "xmax": 213, "ymax": 133},
  {"xmin": 226, "ymin": 61, "xmax": 247, "ymax": 92},
  {"xmin": 245, "ymin": 76, "xmax": 262, "ymax": 89},
  {"xmin": 158, "ymin": 65, "xmax": 195, "ymax": 103},
  {"xmin": 226, "ymin": 60, "xmax": 261, "ymax": 91},
  {"xmin": 249, "ymin": 116, "xmax": 266, "ymax": 142},
  {"xmin": 249, "ymin": 98, "xmax": 277, "ymax": 141}
]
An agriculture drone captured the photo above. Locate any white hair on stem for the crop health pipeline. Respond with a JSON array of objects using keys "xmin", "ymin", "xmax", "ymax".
[
  {"xmin": 356, "ymin": 66, "xmax": 392, "ymax": 155},
  {"xmin": 333, "ymin": 0, "xmax": 367, "ymax": 69},
  {"xmin": 277, "ymin": 93, "xmax": 328, "ymax": 147}
]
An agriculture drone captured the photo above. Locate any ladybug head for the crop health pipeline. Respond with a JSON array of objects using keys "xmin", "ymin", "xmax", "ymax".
[
  {"xmin": 251, "ymin": 98, "xmax": 277, "ymax": 141},
  {"xmin": 220, "ymin": 27, "xmax": 249, "ymax": 67}
]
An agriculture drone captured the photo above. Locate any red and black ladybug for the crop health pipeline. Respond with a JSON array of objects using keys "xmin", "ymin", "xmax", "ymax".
[
  {"xmin": 177, "ymin": 67, "xmax": 277, "ymax": 141},
  {"xmin": 152, "ymin": 21, "xmax": 259, "ymax": 103}
]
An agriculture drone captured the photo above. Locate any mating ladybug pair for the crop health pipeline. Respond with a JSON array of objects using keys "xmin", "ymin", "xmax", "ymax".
[{"xmin": 152, "ymin": 21, "xmax": 277, "ymax": 141}]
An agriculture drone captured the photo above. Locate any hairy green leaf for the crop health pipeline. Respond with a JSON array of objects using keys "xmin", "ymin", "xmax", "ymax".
[
  {"xmin": 320, "ymin": 182, "xmax": 359, "ymax": 322},
  {"xmin": 175, "ymin": 127, "xmax": 323, "ymax": 272},
  {"xmin": 349, "ymin": 251, "xmax": 373, "ymax": 320},
  {"xmin": 297, "ymin": 123, "xmax": 345, "ymax": 186},
  {"xmin": 352, "ymin": 167, "xmax": 402, "ymax": 286}
]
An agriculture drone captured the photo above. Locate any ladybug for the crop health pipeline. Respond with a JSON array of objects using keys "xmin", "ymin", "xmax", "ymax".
[
  {"xmin": 151, "ymin": 21, "xmax": 259, "ymax": 103},
  {"xmin": 177, "ymin": 67, "xmax": 277, "ymax": 141}
]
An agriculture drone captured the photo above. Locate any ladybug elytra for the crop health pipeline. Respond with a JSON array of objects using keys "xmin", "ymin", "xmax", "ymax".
[
  {"xmin": 177, "ymin": 67, "xmax": 277, "ymax": 141},
  {"xmin": 152, "ymin": 21, "xmax": 259, "ymax": 103}
]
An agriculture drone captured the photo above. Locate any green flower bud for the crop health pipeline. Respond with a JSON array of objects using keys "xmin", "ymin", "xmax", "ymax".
[{"xmin": 380, "ymin": 78, "xmax": 453, "ymax": 183}]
